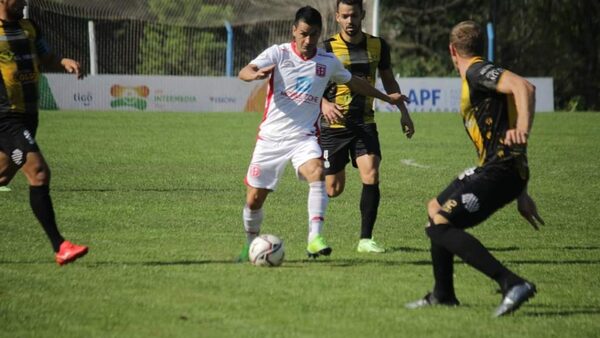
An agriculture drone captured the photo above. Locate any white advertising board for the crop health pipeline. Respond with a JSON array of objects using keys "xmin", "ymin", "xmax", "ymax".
[{"xmin": 44, "ymin": 75, "xmax": 554, "ymax": 113}]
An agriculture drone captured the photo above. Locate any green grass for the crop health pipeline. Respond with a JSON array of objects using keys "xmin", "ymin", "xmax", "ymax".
[{"xmin": 1, "ymin": 111, "xmax": 599, "ymax": 337}]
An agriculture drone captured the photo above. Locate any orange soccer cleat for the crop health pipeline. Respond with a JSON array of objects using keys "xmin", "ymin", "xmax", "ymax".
[{"xmin": 55, "ymin": 240, "xmax": 89, "ymax": 266}]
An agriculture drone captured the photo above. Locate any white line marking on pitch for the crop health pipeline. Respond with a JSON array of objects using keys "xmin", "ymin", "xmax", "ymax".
[{"xmin": 400, "ymin": 159, "xmax": 430, "ymax": 168}]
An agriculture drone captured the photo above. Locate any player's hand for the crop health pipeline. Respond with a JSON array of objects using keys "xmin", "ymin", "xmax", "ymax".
[
  {"xmin": 387, "ymin": 93, "xmax": 410, "ymax": 106},
  {"xmin": 517, "ymin": 192, "xmax": 545, "ymax": 230},
  {"xmin": 321, "ymin": 100, "xmax": 344, "ymax": 124},
  {"xmin": 61, "ymin": 58, "xmax": 84, "ymax": 79},
  {"xmin": 505, "ymin": 128, "xmax": 528, "ymax": 147},
  {"xmin": 255, "ymin": 65, "xmax": 275, "ymax": 80},
  {"xmin": 398, "ymin": 102, "xmax": 414, "ymax": 139}
]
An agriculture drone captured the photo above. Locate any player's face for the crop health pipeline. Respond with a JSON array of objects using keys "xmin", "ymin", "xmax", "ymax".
[
  {"xmin": 292, "ymin": 21, "xmax": 321, "ymax": 58},
  {"xmin": 336, "ymin": 3, "xmax": 364, "ymax": 37},
  {"xmin": 5, "ymin": 0, "xmax": 25, "ymax": 20}
]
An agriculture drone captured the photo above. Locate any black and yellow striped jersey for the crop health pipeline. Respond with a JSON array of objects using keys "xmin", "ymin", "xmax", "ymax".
[
  {"xmin": 0, "ymin": 19, "xmax": 48, "ymax": 116},
  {"xmin": 322, "ymin": 33, "xmax": 391, "ymax": 128},
  {"xmin": 462, "ymin": 57, "xmax": 523, "ymax": 166}
]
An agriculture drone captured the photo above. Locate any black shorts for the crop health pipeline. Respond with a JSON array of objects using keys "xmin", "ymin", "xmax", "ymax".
[
  {"xmin": 0, "ymin": 114, "xmax": 40, "ymax": 168},
  {"xmin": 436, "ymin": 156, "xmax": 529, "ymax": 229},
  {"xmin": 320, "ymin": 123, "xmax": 381, "ymax": 175}
]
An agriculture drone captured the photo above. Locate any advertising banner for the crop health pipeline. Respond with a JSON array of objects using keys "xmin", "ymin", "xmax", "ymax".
[{"xmin": 43, "ymin": 75, "xmax": 554, "ymax": 113}]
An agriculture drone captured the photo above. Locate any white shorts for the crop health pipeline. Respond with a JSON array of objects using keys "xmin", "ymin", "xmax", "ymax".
[{"xmin": 245, "ymin": 136, "xmax": 322, "ymax": 191}]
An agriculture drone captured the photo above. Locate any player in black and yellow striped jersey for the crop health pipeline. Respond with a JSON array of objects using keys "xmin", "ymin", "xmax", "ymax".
[
  {"xmin": 320, "ymin": 0, "xmax": 414, "ymax": 253},
  {"xmin": 407, "ymin": 21, "xmax": 545, "ymax": 317},
  {"xmin": 0, "ymin": 0, "xmax": 88, "ymax": 265}
]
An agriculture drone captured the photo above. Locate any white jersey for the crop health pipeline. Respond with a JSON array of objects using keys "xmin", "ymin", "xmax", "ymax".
[{"xmin": 250, "ymin": 42, "xmax": 352, "ymax": 141}]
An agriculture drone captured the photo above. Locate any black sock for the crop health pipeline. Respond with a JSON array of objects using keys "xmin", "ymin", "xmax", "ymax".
[
  {"xmin": 360, "ymin": 183, "xmax": 380, "ymax": 239},
  {"xmin": 426, "ymin": 223, "xmax": 523, "ymax": 293},
  {"xmin": 30, "ymin": 185, "xmax": 64, "ymax": 252},
  {"xmin": 430, "ymin": 239, "xmax": 457, "ymax": 301}
]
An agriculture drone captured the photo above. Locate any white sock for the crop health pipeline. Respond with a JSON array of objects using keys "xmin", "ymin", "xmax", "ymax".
[
  {"xmin": 243, "ymin": 205, "xmax": 263, "ymax": 244},
  {"xmin": 307, "ymin": 181, "xmax": 328, "ymax": 242}
]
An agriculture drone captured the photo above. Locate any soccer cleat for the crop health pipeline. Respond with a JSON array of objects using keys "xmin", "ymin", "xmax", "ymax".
[
  {"xmin": 0, "ymin": 186, "xmax": 11, "ymax": 192},
  {"xmin": 493, "ymin": 281, "xmax": 537, "ymax": 317},
  {"xmin": 55, "ymin": 240, "xmax": 88, "ymax": 266},
  {"xmin": 357, "ymin": 238, "xmax": 385, "ymax": 253},
  {"xmin": 306, "ymin": 234, "xmax": 332, "ymax": 258},
  {"xmin": 405, "ymin": 292, "xmax": 460, "ymax": 310},
  {"xmin": 236, "ymin": 242, "xmax": 250, "ymax": 263}
]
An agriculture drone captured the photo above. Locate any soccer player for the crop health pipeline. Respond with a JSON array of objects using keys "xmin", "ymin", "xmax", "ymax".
[
  {"xmin": 406, "ymin": 21, "xmax": 544, "ymax": 317},
  {"xmin": 238, "ymin": 6, "xmax": 407, "ymax": 260},
  {"xmin": 319, "ymin": 0, "xmax": 414, "ymax": 253},
  {"xmin": 0, "ymin": 0, "xmax": 88, "ymax": 265}
]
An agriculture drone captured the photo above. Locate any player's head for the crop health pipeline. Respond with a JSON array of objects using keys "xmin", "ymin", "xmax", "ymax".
[
  {"xmin": 292, "ymin": 6, "xmax": 322, "ymax": 58},
  {"xmin": 449, "ymin": 21, "xmax": 484, "ymax": 70},
  {"xmin": 336, "ymin": 0, "xmax": 365, "ymax": 37},
  {"xmin": 449, "ymin": 21, "xmax": 484, "ymax": 58},
  {"xmin": 0, "ymin": 0, "xmax": 26, "ymax": 20}
]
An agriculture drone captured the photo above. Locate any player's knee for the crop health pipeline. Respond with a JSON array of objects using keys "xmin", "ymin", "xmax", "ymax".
[
  {"xmin": 427, "ymin": 199, "xmax": 441, "ymax": 219},
  {"xmin": 27, "ymin": 165, "xmax": 51, "ymax": 185},
  {"xmin": 327, "ymin": 184, "xmax": 343, "ymax": 198}
]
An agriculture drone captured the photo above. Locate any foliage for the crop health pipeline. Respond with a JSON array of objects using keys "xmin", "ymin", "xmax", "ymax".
[
  {"xmin": 137, "ymin": 0, "xmax": 234, "ymax": 75},
  {"xmin": 380, "ymin": 0, "xmax": 600, "ymax": 110}
]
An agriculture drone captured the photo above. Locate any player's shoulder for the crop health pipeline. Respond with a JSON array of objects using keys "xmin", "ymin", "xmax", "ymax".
[
  {"xmin": 316, "ymin": 47, "xmax": 336, "ymax": 59},
  {"xmin": 467, "ymin": 58, "xmax": 504, "ymax": 80}
]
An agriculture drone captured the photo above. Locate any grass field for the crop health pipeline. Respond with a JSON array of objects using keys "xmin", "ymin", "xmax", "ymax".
[{"xmin": 1, "ymin": 111, "xmax": 599, "ymax": 337}]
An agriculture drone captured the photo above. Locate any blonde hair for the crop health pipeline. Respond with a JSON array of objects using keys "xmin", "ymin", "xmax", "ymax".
[{"xmin": 450, "ymin": 21, "xmax": 484, "ymax": 57}]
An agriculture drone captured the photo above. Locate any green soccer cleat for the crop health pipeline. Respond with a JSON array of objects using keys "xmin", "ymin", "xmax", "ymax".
[
  {"xmin": 357, "ymin": 238, "xmax": 385, "ymax": 253},
  {"xmin": 236, "ymin": 242, "xmax": 250, "ymax": 263},
  {"xmin": 0, "ymin": 186, "xmax": 11, "ymax": 192},
  {"xmin": 306, "ymin": 234, "xmax": 332, "ymax": 258}
]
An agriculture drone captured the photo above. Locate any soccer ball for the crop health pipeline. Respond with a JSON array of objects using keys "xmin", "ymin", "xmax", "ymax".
[{"xmin": 249, "ymin": 234, "xmax": 285, "ymax": 267}]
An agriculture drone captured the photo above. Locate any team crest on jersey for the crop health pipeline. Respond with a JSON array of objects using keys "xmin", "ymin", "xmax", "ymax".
[{"xmin": 315, "ymin": 63, "xmax": 326, "ymax": 77}]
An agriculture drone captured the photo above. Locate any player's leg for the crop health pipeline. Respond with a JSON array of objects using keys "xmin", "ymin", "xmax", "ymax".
[
  {"xmin": 22, "ymin": 151, "xmax": 88, "ymax": 265},
  {"xmin": 0, "ymin": 150, "xmax": 19, "ymax": 187},
  {"xmin": 243, "ymin": 186, "xmax": 270, "ymax": 245},
  {"xmin": 239, "ymin": 138, "xmax": 286, "ymax": 261},
  {"xmin": 321, "ymin": 126, "xmax": 352, "ymax": 198},
  {"xmin": 294, "ymin": 139, "xmax": 331, "ymax": 258},
  {"xmin": 354, "ymin": 124, "xmax": 384, "ymax": 253}
]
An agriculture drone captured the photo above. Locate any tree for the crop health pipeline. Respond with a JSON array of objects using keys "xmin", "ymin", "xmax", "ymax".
[{"xmin": 137, "ymin": 0, "xmax": 234, "ymax": 76}]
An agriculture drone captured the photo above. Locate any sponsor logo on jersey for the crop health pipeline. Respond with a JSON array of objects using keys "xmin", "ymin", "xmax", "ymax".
[{"xmin": 280, "ymin": 76, "xmax": 320, "ymax": 104}]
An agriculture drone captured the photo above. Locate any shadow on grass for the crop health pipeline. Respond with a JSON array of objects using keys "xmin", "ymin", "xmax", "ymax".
[
  {"xmin": 53, "ymin": 187, "xmax": 235, "ymax": 193},
  {"xmin": 524, "ymin": 306, "xmax": 600, "ymax": 317},
  {"xmin": 2, "ymin": 257, "xmax": 600, "ymax": 267}
]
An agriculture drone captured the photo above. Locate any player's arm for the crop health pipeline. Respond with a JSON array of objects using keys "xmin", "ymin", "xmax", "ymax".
[
  {"xmin": 238, "ymin": 64, "xmax": 275, "ymax": 82},
  {"xmin": 345, "ymin": 75, "xmax": 408, "ymax": 106},
  {"xmin": 39, "ymin": 54, "xmax": 84, "ymax": 79},
  {"xmin": 380, "ymin": 68, "xmax": 414, "ymax": 138},
  {"xmin": 496, "ymin": 71, "xmax": 536, "ymax": 146}
]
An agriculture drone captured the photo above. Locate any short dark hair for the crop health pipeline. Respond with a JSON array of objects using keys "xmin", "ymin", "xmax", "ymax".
[
  {"xmin": 336, "ymin": 0, "xmax": 364, "ymax": 12},
  {"xmin": 294, "ymin": 6, "xmax": 322, "ymax": 29},
  {"xmin": 450, "ymin": 21, "xmax": 484, "ymax": 57}
]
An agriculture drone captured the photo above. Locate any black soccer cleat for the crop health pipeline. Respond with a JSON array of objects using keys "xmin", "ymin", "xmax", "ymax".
[
  {"xmin": 405, "ymin": 292, "xmax": 460, "ymax": 309},
  {"xmin": 493, "ymin": 281, "xmax": 537, "ymax": 317}
]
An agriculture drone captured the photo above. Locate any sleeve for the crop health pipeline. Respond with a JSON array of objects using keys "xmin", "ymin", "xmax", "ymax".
[
  {"xmin": 378, "ymin": 38, "xmax": 391, "ymax": 71},
  {"xmin": 249, "ymin": 44, "xmax": 279, "ymax": 69},
  {"xmin": 29, "ymin": 19, "xmax": 51, "ymax": 57},
  {"xmin": 329, "ymin": 57, "xmax": 352, "ymax": 84},
  {"xmin": 466, "ymin": 61, "xmax": 505, "ymax": 93}
]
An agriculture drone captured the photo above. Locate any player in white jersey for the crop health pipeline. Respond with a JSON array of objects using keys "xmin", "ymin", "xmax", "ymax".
[{"xmin": 237, "ymin": 6, "xmax": 408, "ymax": 260}]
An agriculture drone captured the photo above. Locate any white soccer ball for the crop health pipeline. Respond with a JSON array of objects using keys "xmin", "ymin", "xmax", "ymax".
[{"xmin": 249, "ymin": 234, "xmax": 285, "ymax": 267}]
